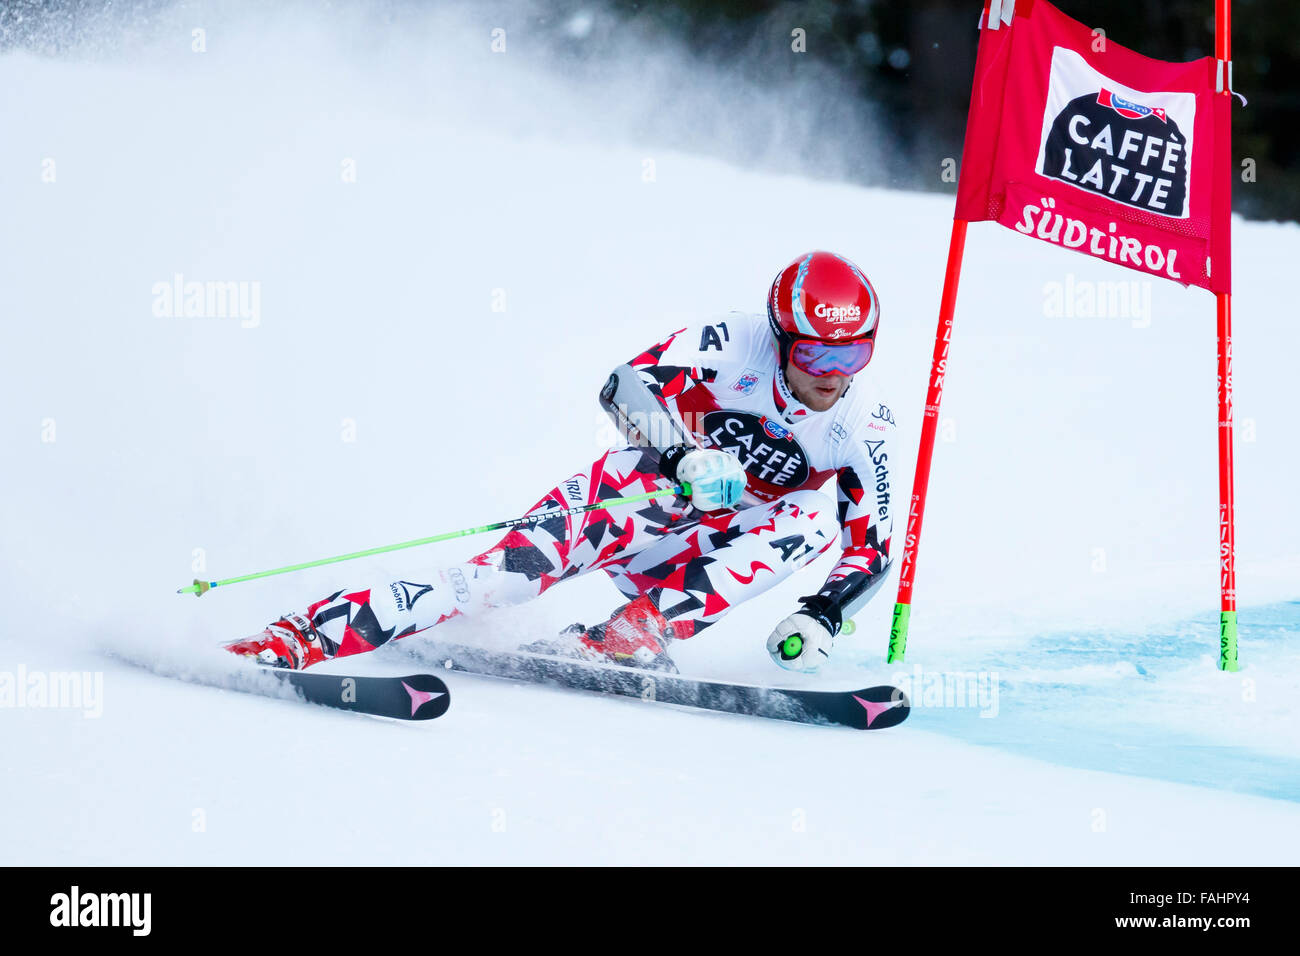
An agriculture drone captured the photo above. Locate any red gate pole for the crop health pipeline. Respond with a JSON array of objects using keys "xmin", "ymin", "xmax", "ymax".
[
  {"xmin": 1215, "ymin": 0, "xmax": 1239, "ymax": 670},
  {"xmin": 887, "ymin": 218, "xmax": 969, "ymax": 663}
]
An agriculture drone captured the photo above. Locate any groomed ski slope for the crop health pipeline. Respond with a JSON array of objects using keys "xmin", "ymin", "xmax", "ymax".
[{"xmin": 2, "ymin": 2, "xmax": 1299, "ymax": 864}]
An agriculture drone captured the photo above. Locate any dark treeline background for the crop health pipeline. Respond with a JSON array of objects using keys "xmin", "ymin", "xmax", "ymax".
[
  {"xmin": 594, "ymin": 0, "xmax": 1296, "ymax": 222},
  {"xmin": 4, "ymin": 0, "xmax": 1295, "ymax": 221}
]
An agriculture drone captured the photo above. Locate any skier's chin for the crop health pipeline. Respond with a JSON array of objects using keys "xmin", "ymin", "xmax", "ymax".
[
  {"xmin": 787, "ymin": 368, "xmax": 849, "ymax": 411},
  {"xmin": 806, "ymin": 382, "xmax": 845, "ymax": 410}
]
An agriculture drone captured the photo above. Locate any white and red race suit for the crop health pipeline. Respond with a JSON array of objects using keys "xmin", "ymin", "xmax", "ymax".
[{"xmin": 279, "ymin": 313, "xmax": 896, "ymax": 662}]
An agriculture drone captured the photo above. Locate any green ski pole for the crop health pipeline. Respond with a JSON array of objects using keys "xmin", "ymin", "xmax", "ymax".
[{"xmin": 178, "ymin": 485, "xmax": 688, "ymax": 597}]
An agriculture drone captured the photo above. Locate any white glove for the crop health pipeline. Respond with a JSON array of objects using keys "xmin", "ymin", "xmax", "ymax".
[
  {"xmin": 675, "ymin": 449, "xmax": 746, "ymax": 511},
  {"xmin": 767, "ymin": 612, "xmax": 834, "ymax": 673}
]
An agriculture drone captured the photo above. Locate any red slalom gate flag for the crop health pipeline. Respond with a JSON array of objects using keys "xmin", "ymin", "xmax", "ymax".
[{"xmin": 955, "ymin": 0, "xmax": 1233, "ymax": 292}]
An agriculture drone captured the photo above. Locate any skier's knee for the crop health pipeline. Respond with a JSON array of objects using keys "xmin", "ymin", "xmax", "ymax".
[{"xmin": 780, "ymin": 489, "xmax": 840, "ymax": 543}]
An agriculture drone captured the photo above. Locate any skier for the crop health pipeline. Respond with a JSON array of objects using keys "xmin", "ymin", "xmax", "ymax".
[{"xmin": 226, "ymin": 251, "xmax": 896, "ymax": 674}]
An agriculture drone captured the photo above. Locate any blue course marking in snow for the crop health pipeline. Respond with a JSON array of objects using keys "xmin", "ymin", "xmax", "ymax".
[{"xmin": 861, "ymin": 600, "xmax": 1300, "ymax": 803}]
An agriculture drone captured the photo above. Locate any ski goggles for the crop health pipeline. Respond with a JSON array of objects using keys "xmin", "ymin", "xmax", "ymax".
[{"xmin": 789, "ymin": 338, "xmax": 874, "ymax": 377}]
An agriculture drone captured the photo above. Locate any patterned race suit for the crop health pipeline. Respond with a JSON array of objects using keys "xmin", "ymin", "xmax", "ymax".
[{"xmin": 294, "ymin": 313, "xmax": 896, "ymax": 662}]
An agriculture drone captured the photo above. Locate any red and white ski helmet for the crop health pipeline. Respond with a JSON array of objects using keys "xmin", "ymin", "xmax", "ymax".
[{"xmin": 767, "ymin": 251, "xmax": 881, "ymax": 375}]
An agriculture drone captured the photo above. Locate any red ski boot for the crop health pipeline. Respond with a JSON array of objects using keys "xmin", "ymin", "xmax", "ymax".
[
  {"xmin": 531, "ymin": 596, "xmax": 681, "ymax": 672},
  {"xmin": 224, "ymin": 612, "xmax": 329, "ymax": 670}
]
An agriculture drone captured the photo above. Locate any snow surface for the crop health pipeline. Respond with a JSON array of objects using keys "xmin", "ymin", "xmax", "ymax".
[{"xmin": 2, "ymin": 1, "xmax": 1299, "ymax": 864}]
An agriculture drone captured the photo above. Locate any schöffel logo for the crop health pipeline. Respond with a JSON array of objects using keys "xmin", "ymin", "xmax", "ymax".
[
  {"xmin": 815, "ymin": 302, "xmax": 860, "ymax": 322},
  {"xmin": 394, "ymin": 581, "xmax": 435, "ymax": 610},
  {"xmin": 1036, "ymin": 48, "xmax": 1195, "ymax": 218}
]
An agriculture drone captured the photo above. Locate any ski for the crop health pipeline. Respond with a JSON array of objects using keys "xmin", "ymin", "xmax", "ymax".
[
  {"xmin": 111, "ymin": 652, "xmax": 450, "ymax": 720},
  {"xmin": 271, "ymin": 670, "xmax": 451, "ymax": 721},
  {"xmin": 414, "ymin": 641, "xmax": 908, "ymax": 729}
]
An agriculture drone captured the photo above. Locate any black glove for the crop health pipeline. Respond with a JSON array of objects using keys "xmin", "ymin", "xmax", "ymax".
[
  {"xmin": 796, "ymin": 593, "xmax": 843, "ymax": 638},
  {"xmin": 658, "ymin": 443, "xmax": 693, "ymax": 481}
]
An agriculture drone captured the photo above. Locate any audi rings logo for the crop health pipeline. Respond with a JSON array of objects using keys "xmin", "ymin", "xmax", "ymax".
[{"xmin": 447, "ymin": 568, "xmax": 471, "ymax": 604}]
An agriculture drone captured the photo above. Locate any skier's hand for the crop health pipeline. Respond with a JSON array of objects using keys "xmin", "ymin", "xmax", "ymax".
[
  {"xmin": 767, "ymin": 613, "xmax": 833, "ymax": 672},
  {"xmin": 766, "ymin": 596, "xmax": 842, "ymax": 672},
  {"xmin": 674, "ymin": 449, "xmax": 746, "ymax": 511}
]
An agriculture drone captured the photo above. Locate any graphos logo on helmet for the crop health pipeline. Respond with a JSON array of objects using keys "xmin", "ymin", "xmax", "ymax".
[{"xmin": 814, "ymin": 302, "xmax": 861, "ymax": 323}]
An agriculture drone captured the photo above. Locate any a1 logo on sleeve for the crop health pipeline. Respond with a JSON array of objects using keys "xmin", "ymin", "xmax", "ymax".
[{"xmin": 1036, "ymin": 47, "xmax": 1195, "ymax": 218}]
